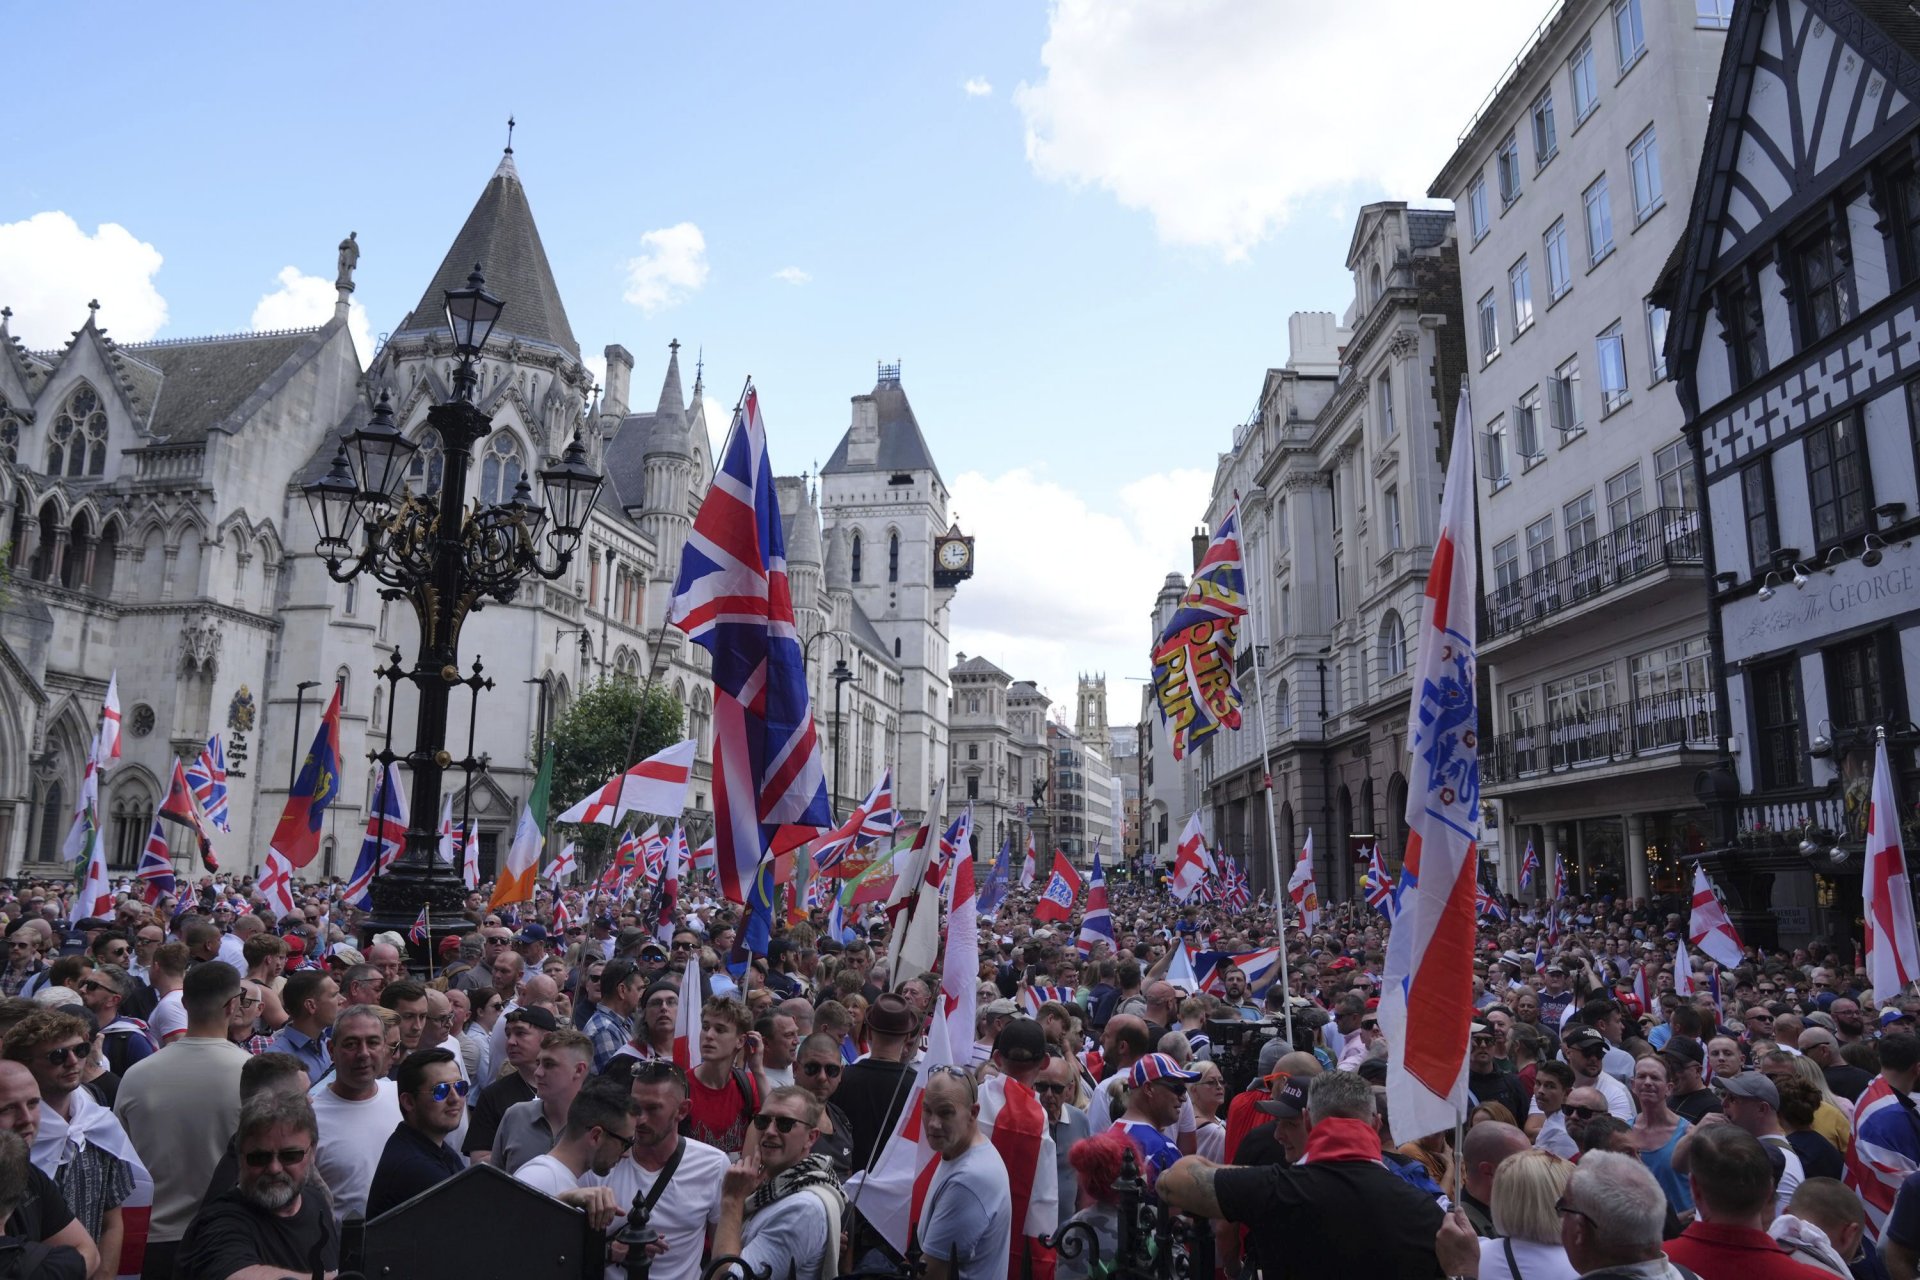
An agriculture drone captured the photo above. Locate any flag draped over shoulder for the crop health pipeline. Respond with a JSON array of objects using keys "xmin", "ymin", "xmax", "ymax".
[
  {"xmin": 1150, "ymin": 509, "xmax": 1248, "ymax": 760},
  {"xmin": 669, "ymin": 385, "xmax": 831, "ymax": 920},
  {"xmin": 1380, "ymin": 392, "xmax": 1481, "ymax": 1147}
]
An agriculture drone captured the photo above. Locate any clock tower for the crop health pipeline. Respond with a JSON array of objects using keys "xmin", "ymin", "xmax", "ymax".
[{"xmin": 817, "ymin": 363, "xmax": 966, "ymax": 824}]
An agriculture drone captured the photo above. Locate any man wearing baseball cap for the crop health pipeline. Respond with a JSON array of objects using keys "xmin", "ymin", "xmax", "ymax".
[
  {"xmin": 1564, "ymin": 1025, "xmax": 1634, "ymax": 1120},
  {"xmin": 1111, "ymin": 1054, "xmax": 1198, "ymax": 1182}
]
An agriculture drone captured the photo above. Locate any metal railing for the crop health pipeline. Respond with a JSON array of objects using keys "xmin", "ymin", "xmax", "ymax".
[
  {"xmin": 1486, "ymin": 506, "xmax": 1703, "ymax": 640},
  {"xmin": 1485, "ymin": 689, "xmax": 1716, "ymax": 784}
]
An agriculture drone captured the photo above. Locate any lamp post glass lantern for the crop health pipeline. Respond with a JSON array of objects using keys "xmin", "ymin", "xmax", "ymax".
[{"xmin": 301, "ymin": 266, "xmax": 603, "ymax": 954}]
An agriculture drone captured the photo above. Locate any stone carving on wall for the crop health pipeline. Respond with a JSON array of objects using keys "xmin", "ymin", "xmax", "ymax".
[{"xmin": 179, "ymin": 614, "xmax": 222, "ymax": 677}]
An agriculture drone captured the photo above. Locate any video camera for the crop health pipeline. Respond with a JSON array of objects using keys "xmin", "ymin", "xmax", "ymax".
[{"xmin": 1205, "ymin": 1015, "xmax": 1316, "ymax": 1100}]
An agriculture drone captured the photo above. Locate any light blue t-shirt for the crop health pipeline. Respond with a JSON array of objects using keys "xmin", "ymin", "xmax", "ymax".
[{"xmin": 919, "ymin": 1141, "xmax": 1013, "ymax": 1280}]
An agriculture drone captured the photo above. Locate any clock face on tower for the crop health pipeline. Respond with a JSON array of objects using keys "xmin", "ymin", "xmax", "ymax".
[{"xmin": 934, "ymin": 534, "xmax": 974, "ymax": 586}]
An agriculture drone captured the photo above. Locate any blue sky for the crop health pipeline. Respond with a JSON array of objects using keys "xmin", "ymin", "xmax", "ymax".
[{"xmin": 1, "ymin": 1, "xmax": 1552, "ymax": 719}]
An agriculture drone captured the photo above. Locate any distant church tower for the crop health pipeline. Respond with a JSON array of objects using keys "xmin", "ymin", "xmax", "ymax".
[{"xmin": 1077, "ymin": 674, "xmax": 1110, "ymax": 757}]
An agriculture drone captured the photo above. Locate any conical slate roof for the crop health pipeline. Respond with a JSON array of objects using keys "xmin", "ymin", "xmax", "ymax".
[
  {"xmin": 821, "ymin": 367, "xmax": 942, "ymax": 484},
  {"xmin": 394, "ymin": 151, "xmax": 579, "ymax": 360}
]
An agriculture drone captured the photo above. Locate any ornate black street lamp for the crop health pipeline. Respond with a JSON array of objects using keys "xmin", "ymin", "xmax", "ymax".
[{"xmin": 303, "ymin": 266, "xmax": 603, "ymax": 945}]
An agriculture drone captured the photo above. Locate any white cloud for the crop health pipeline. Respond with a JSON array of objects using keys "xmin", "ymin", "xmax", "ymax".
[
  {"xmin": 949, "ymin": 463, "xmax": 1213, "ymax": 718},
  {"xmin": 772, "ymin": 266, "xmax": 812, "ymax": 286},
  {"xmin": 0, "ymin": 212, "xmax": 167, "ymax": 347},
  {"xmin": 701, "ymin": 394, "xmax": 730, "ymax": 454},
  {"xmin": 583, "ymin": 352, "xmax": 609, "ymax": 398},
  {"xmin": 1015, "ymin": 0, "xmax": 1549, "ymax": 260},
  {"xmin": 251, "ymin": 266, "xmax": 374, "ymax": 365},
  {"xmin": 623, "ymin": 223, "xmax": 709, "ymax": 314},
  {"xmin": 963, "ymin": 77, "xmax": 994, "ymax": 97}
]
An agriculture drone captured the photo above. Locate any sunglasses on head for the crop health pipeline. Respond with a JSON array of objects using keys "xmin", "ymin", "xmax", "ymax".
[
  {"xmin": 801, "ymin": 1061, "xmax": 841, "ymax": 1078},
  {"xmin": 752, "ymin": 1114, "xmax": 807, "ymax": 1134},
  {"xmin": 429, "ymin": 1080, "xmax": 471, "ymax": 1102},
  {"xmin": 244, "ymin": 1146, "xmax": 311, "ymax": 1169},
  {"xmin": 630, "ymin": 1059, "xmax": 686, "ymax": 1084}
]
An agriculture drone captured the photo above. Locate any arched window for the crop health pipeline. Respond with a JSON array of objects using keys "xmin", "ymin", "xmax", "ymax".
[
  {"xmin": 110, "ymin": 780, "xmax": 155, "ymax": 869},
  {"xmin": 48, "ymin": 383, "xmax": 107, "ymax": 477},
  {"xmin": 1377, "ymin": 611, "xmax": 1407, "ymax": 678},
  {"xmin": 893, "ymin": 637, "xmax": 901, "ymax": 659},
  {"xmin": 888, "ymin": 533, "xmax": 899, "ymax": 583},
  {"xmin": 0, "ymin": 393, "xmax": 19, "ymax": 464},
  {"xmin": 478, "ymin": 432, "xmax": 525, "ymax": 506},
  {"xmin": 1275, "ymin": 679, "xmax": 1292, "ymax": 730},
  {"xmin": 407, "ymin": 429, "xmax": 445, "ymax": 494},
  {"xmin": 61, "ymin": 512, "xmax": 92, "ymax": 590},
  {"xmin": 36, "ymin": 781, "xmax": 64, "ymax": 863},
  {"xmin": 1369, "ymin": 263, "xmax": 1384, "ymax": 305},
  {"xmin": 850, "ymin": 532, "xmax": 863, "ymax": 583}
]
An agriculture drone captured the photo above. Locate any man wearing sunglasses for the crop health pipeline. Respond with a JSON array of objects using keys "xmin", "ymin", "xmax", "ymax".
[
  {"xmin": 365, "ymin": 1048, "xmax": 468, "ymax": 1218},
  {"xmin": 515, "ymin": 1075, "xmax": 636, "ymax": 1197},
  {"xmin": 3, "ymin": 1009, "xmax": 138, "ymax": 1273},
  {"xmin": 1113, "ymin": 1053, "xmax": 1199, "ymax": 1183},
  {"xmin": 176, "ymin": 1092, "xmax": 337, "ymax": 1280},
  {"xmin": 597, "ymin": 1060, "xmax": 729, "ymax": 1280},
  {"xmin": 715, "ymin": 1087, "xmax": 846, "ymax": 1280}
]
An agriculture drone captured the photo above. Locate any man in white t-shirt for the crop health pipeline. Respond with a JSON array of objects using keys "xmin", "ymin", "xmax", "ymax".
[
  {"xmin": 1563, "ymin": 1027, "xmax": 1635, "ymax": 1121},
  {"xmin": 919, "ymin": 1068, "xmax": 1013, "ymax": 1280},
  {"xmin": 516, "ymin": 1076, "xmax": 637, "ymax": 1195},
  {"xmin": 594, "ymin": 1062, "xmax": 729, "ymax": 1280},
  {"xmin": 1712, "ymin": 1070, "xmax": 1804, "ymax": 1214},
  {"xmin": 310, "ymin": 1005, "xmax": 401, "ymax": 1222},
  {"xmin": 714, "ymin": 1085, "xmax": 846, "ymax": 1280}
]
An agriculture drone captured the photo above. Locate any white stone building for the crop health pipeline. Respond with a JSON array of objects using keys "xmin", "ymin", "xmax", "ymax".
[
  {"xmin": 0, "ymin": 147, "xmax": 964, "ymax": 878},
  {"xmin": 1430, "ymin": 0, "xmax": 1728, "ymax": 900}
]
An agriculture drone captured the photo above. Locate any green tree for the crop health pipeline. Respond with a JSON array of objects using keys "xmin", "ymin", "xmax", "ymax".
[{"xmin": 546, "ymin": 676, "xmax": 684, "ymax": 866}]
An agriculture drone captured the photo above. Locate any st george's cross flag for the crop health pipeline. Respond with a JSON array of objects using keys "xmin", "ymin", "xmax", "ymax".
[
  {"xmin": 1170, "ymin": 811, "xmax": 1214, "ymax": 903},
  {"xmin": 1288, "ymin": 833, "xmax": 1321, "ymax": 932},
  {"xmin": 669, "ymin": 384, "xmax": 833, "ymax": 922},
  {"xmin": 77, "ymin": 837, "xmax": 114, "ymax": 919},
  {"xmin": 98, "ymin": 671, "xmax": 123, "ymax": 769},
  {"xmin": 940, "ymin": 852, "xmax": 979, "ymax": 1058},
  {"xmin": 1671, "ymin": 939, "xmax": 1695, "ymax": 997},
  {"xmin": 548, "ymin": 840, "xmax": 578, "ymax": 886},
  {"xmin": 259, "ymin": 849, "xmax": 296, "ymax": 921},
  {"xmin": 1077, "ymin": 844, "xmax": 1115, "ymax": 956},
  {"xmin": 1863, "ymin": 733, "xmax": 1920, "ymax": 1000},
  {"xmin": 461, "ymin": 823, "xmax": 480, "ymax": 891},
  {"xmin": 344, "ymin": 763, "xmax": 408, "ymax": 911},
  {"xmin": 1019, "ymin": 834, "xmax": 1038, "ymax": 889},
  {"xmin": 1033, "ymin": 852, "xmax": 1082, "ymax": 924},
  {"xmin": 1379, "ymin": 390, "xmax": 1482, "ymax": 1147},
  {"xmin": 556, "ymin": 739, "xmax": 697, "ymax": 828},
  {"xmin": 1688, "ymin": 864, "xmax": 1747, "ymax": 970},
  {"xmin": 673, "ymin": 955, "xmax": 703, "ymax": 1071}
]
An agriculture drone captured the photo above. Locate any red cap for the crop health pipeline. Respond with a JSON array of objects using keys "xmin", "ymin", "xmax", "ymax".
[
  {"xmin": 438, "ymin": 935, "xmax": 461, "ymax": 956},
  {"xmin": 1365, "ymin": 996, "xmax": 1380, "ymax": 1011},
  {"xmin": 283, "ymin": 935, "xmax": 305, "ymax": 955}
]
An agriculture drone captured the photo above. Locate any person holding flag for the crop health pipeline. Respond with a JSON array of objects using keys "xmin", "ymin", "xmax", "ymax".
[
  {"xmin": 1076, "ymin": 846, "xmax": 1114, "ymax": 958},
  {"xmin": 1287, "ymin": 834, "xmax": 1321, "ymax": 933}
]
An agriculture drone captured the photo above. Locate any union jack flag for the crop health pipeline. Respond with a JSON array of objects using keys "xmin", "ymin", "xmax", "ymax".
[
  {"xmin": 136, "ymin": 817, "xmax": 174, "ymax": 904},
  {"xmin": 185, "ymin": 734, "xmax": 231, "ymax": 833},
  {"xmin": 409, "ymin": 904, "xmax": 430, "ymax": 946},
  {"xmin": 1363, "ymin": 846, "xmax": 1396, "ymax": 918},
  {"xmin": 344, "ymin": 763, "xmax": 408, "ymax": 911},
  {"xmin": 1022, "ymin": 985, "xmax": 1075, "ymax": 1015},
  {"xmin": 640, "ymin": 825, "xmax": 668, "ymax": 887},
  {"xmin": 1475, "ymin": 884, "xmax": 1508, "ymax": 921},
  {"xmin": 815, "ymin": 767, "xmax": 896, "ymax": 876},
  {"xmin": 669, "ymin": 384, "xmax": 832, "ymax": 949},
  {"xmin": 1552, "ymin": 856, "xmax": 1567, "ymax": 901},
  {"xmin": 1519, "ymin": 839, "xmax": 1539, "ymax": 893},
  {"xmin": 1223, "ymin": 857, "xmax": 1252, "ymax": 911}
]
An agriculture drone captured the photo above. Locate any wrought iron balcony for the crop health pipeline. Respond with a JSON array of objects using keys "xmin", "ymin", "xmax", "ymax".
[
  {"xmin": 1485, "ymin": 506, "xmax": 1704, "ymax": 641},
  {"xmin": 1484, "ymin": 689, "xmax": 1716, "ymax": 785}
]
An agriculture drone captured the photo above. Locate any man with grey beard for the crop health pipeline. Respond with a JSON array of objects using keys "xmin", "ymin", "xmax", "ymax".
[{"xmin": 176, "ymin": 1091, "xmax": 339, "ymax": 1277}]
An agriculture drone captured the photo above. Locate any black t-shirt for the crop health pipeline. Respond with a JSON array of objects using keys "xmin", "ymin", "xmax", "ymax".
[
  {"xmin": 175, "ymin": 1187, "xmax": 339, "ymax": 1280},
  {"xmin": 1233, "ymin": 1121, "xmax": 1288, "ymax": 1168},
  {"xmin": 837, "ymin": 1058, "xmax": 914, "ymax": 1174},
  {"xmin": 463, "ymin": 1072, "xmax": 535, "ymax": 1156},
  {"xmin": 1215, "ymin": 1155, "xmax": 1445, "ymax": 1280},
  {"xmin": 1787, "ymin": 1128, "xmax": 1846, "ymax": 1182},
  {"xmin": 0, "ymin": 1237, "xmax": 83, "ymax": 1280},
  {"xmin": 9, "ymin": 1168, "xmax": 75, "ymax": 1245},
  {"xmin": 1671, "ymin": 1086, "xmax": 1722, "ymax": 1125},
  {"xmin": 1825, "ymin": 1062, "xmax": 1875, "ymax": 1103},
  {"xmin": 1466, "ymin": 1069, "xmax": 1529, "ymax": 1123}
]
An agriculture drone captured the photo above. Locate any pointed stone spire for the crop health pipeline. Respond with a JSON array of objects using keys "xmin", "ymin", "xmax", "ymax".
[
  {"xmin": 643, "ymin": 339, "xmax": 692, "ymax": 461},
  {"xmin": 657, "ymin": 339, "xmax": 685, "ymax": 417}
]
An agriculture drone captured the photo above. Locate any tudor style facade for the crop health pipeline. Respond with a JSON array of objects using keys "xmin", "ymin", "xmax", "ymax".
[{"xmin": 1668, "ymin": 0, "xmax": 1920, "ymax": 946}]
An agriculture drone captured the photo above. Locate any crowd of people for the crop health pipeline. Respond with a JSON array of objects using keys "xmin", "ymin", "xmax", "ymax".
[{"xmin": 0, "ymin": 862, "xmax": 1914, "ymax": 1280}]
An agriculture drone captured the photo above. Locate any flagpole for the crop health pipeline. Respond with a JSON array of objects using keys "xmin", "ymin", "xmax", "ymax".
[
  {"xmin": 1237, "ymin": 503, "xmax": 1295, "ymax": 1046},
  {"xmin": 424, "ymin": 905, "xmax": 435, "ymax": 983}
]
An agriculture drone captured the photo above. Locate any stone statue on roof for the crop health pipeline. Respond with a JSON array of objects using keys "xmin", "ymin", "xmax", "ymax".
[{"xmin": 336, "ymin": 232, "xmax": 359, "ymax": 292}]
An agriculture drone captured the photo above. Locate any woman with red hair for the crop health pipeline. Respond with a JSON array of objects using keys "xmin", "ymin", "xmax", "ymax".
[{"xmin": 1058, "ymin": 1129, "xmax": 1138, "ymax": 1280}]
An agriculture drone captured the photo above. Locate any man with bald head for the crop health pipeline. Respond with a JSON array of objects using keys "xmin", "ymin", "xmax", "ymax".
[
  {"xmin": 1800, "ymin": 1027, "xmax": 1873, "ymax": 1101},
  {"xmin": 1457, "ymin": 1121, "xmax": 1531, "ymax": 1235},
  {"xmin": 1088, "ymin": 1014, "xmax": 1154, "ymax": 1130},
  {"xmin": 489, "ymin": 973, "xmax": 558, "ymax": 1082}
]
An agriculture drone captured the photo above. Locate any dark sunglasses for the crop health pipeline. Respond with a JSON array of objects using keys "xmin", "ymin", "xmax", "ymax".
[
  {"xmin": 1565, "ymin": 1105, "xmax": 1599, "ymax": 1120},
  {"xmin": 801, "ymin": 1061, "xmax": 842, "ymax": 1078},
  {"xmin": 1033, "ymin": 1081, "xmax": 1069, "ymax": 1096},
  {"xmin": 600, "ymin": 1127, "xmax": 636, "ymax": 1153},
  {"xmin": 752, "ymin": 1114, "xmax": 807, "ymax": 1134},
  {"xmin": 244, "ymin": 1147, "xmax": 311, "ymax": 1169},
  {"xmin": 77, "ymin": 980, "xmax": 115, "ymax": 997},
  {"xmin": 39, "ymin": 1045, "xmax": 83, "ymax": 1066},
  {"xmin": 429, "ymin": 1080, "xmax": 472, "ymax": 1102},
  {"xmin": 1361, "ymin": 1020, "xmax": 1379, "ymax": 1031},
  {"xmin": 1153, "ymin": 1081, "xmax": 1188, "ymax": 1097}
]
